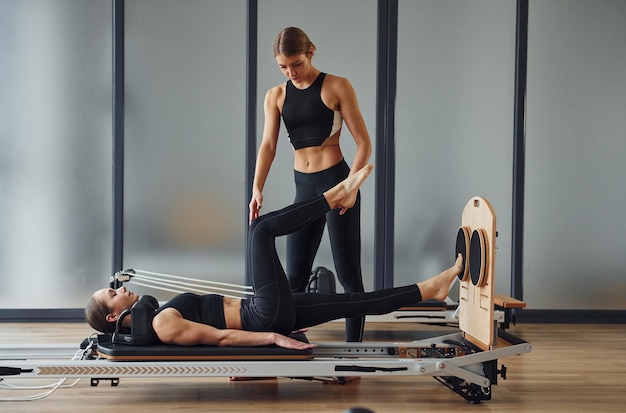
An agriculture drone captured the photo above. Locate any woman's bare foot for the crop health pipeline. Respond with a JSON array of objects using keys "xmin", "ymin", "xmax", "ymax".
[
  {"xmin": 417, "ymin": 254, "xmax": 463, "ymax": 302},
  {"xmin": 324, "ymin": 164, "xmax": 373, "ymax": 213}
]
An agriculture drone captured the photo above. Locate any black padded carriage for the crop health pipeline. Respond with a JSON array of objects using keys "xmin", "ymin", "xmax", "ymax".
[{"xmin": 96, "ymin": 332, "xmax": 313, "ymax": 361}]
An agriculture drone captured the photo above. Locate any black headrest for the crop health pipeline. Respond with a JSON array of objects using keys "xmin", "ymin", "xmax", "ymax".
[{"xmin": 113, "ymin": 295, "xmax": 161, "ymax": 346}]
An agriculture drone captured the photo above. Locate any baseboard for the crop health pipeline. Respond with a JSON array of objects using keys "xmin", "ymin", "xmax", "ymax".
[
  {"xmin": 514, "ymin": 309, "xmax": 626, "ymax": 324},
  {"xmin": 0, "ymin": 309, "xmax": 86, "ymax": 323}
]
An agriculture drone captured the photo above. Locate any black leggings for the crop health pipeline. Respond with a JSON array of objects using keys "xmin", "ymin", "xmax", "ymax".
[
  {"xmin": 240, "ymin": 195, "xmax": 423, "ymax": 336},
  {"xmin": 286, "ymin": 159, "xmax": 365, "ymax": 341}
]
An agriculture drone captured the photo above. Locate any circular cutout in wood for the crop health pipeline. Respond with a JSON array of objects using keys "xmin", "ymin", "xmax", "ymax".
[
  {"xmin": 469, "ymin": 228, "xmax": 488, "ymax": 287},
  {"xmin": 455, "ymin": 226, "xmax": 470, "ymax": 281}
]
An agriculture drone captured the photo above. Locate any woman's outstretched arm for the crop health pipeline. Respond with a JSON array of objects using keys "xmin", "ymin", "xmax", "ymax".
[{"xmin": 152, "ymin": 308, "xmax": 316, "ymax": 350}]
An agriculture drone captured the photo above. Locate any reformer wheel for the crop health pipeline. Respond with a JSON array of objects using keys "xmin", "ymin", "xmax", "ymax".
[
  {"xmin": 455, "ymin": 226, "xmax": 471, "ymax": 281},
  {"xmin": 469, "ymin": 228, "xmax": 488, "ymax": 287}
]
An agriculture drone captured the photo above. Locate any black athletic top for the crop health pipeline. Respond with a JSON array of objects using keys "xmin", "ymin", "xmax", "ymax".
[
  {"xmin": 282, "ymin": 72, "xmax": 342, "ymax": 150},
  {"xmin": 155, "ymin": 293, "xmax": 226, "ymax": 329}
]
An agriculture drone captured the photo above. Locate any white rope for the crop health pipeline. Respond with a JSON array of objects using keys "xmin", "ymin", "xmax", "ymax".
[
  {"xmin": 132, "ymin": 269, "xmax": 252, "ymax": 290},
  {"xmin": 128, "ymin": 272, "xmax": 253, "ymax": 297},
  {"xmin": 129, "ymin": 279, "xmax": 250, "ymax": 299}
]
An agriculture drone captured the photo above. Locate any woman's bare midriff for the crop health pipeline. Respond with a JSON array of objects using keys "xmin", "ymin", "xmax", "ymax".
[
  {"xmin": 294, "ymin": 142, "xmax": 343, "ymax": 173},
  {"xmin": 223, "ymin": 297, "xmax": 243, "ymax": 330}
]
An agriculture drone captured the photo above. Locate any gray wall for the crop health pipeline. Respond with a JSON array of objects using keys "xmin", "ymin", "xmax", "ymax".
[
  {"xmin": 1, "ymin": 0, "xmax": 624, "ymax": 312},
  {"xmin": 394, "ymin": 0, "xmax": 516, "ymax": 301},
  {"xmin": 0, "ymin": 0, "xmax": 112, "ymax": 308},
  {"xmin": 524, "ymin": 0, "xmax": 626, "ymax": 309},
  {"xmin": 122, "ymin": 0, "xmax": 247, "ymax": 302}
]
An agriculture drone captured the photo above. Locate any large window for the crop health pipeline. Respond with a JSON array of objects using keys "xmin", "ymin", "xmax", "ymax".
[
  {"xmin": 122, "ymin": 0, "xmax": 248, "ymax": 301},
  {"xmin": 0, "ymin": 0, "xmax": 113, "ymax": 309},
  {"xmin": 394, "ymin": 0, "xmax": 516, "ymax": 296},
  {"xmin": 3, "ymin": 0, "xmax": 624, "ymax": 316},
  {"xmin": 524, "ymin": 0, "xmax": 626, "ymax": 309}
]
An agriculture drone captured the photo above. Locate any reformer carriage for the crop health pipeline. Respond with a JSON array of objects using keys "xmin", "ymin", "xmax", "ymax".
[{"xmin": 0, "ymin": 197, "xmax": 532, "ymax": 403}]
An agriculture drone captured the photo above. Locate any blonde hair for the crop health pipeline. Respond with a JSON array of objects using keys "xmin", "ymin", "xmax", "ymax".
[{"xmin": 273, "ymin": 27, "xmax": 316, "ymax": 57}]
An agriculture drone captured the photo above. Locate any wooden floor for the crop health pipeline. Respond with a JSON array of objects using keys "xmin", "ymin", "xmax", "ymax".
[{"xmin": 2, "ymin": 321, "xmax": 626, "ymax": 412}]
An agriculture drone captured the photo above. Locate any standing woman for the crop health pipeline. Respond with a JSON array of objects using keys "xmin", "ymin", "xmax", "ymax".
[{"xmin": 249, "ymin": 27, "xmax": 372, "ymax": 342}]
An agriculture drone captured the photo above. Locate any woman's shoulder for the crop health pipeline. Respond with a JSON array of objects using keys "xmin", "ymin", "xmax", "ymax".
[
  {"xmin": 321, "ymin": 73, "xmax": 355, "ymax": 100},
  {"xmin": 322, "ymin": 73, "xmax": 353, "ymax": 90},
  {"xmin": 267, "ymin": 81, "xmax": 287, "ymax": 93},
  {"xmin": 265, "ymin": 82, "xmax": 286, "ymax": 99},
  {"xmin": 322, "ymin": 72, "xmax": 345, "ymax": 82}
]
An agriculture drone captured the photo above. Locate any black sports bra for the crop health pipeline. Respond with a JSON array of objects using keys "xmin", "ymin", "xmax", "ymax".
[
  {"xmin": 282, "ymin": 72, "xmax": 342, "ymax": 150},
  {"xmin": 156, "ymin": 293, "xmax": 226, "ymax": 329}
]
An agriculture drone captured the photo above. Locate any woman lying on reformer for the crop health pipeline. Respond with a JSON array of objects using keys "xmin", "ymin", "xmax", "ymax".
[{"xmin": 86, "ymin": 165, "xmax": 463, "ymax": 350}]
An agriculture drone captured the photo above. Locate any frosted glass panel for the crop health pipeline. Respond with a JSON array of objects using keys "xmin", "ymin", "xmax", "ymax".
[
  {"xmin": 257, "ymin": 0, "xmax": 378, "ymax": 291},
  {"xmin": 123, "ymin": 0, "xmax": 247, "ymax": 301},
  {"xmin": 395, "ymin": 0, "xmax": 516, "ymax": 296},
  {"xmin": 525, "ymin": 0, "xmax": 626, "ymax": 309},
  {"xmin": 0, "ymin": 0, "xmax": 113, "ymax": 308}
]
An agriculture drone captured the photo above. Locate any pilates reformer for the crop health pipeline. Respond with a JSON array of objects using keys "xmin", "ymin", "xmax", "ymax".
[{"xmin": 0, "ymin": 196, "xmax": 532, "ymax": 404}]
